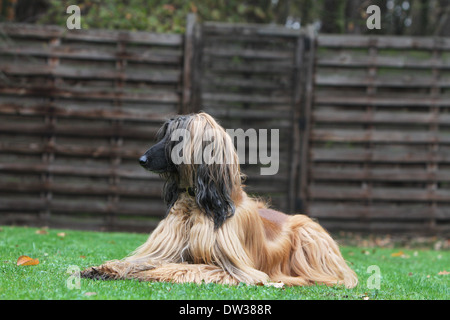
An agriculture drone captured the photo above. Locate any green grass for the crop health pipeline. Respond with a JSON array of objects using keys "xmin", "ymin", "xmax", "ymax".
[{"xmin": 0, "ymin": 226, "xmax": 448, "ymax": 300}]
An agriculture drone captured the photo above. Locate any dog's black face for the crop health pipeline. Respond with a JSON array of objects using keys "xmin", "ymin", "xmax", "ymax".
[
  {"xmin": 139, "ymin": 118, "xmax": 179, "ymax": 174},
  {"xmin": 139, "ymin": 134, "xmax": 176, "ymax": 174}
]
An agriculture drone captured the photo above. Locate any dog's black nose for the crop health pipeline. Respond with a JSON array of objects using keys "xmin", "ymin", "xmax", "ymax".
[{"xmin": 139, "ymin": 155, "xmax": 148, "ymax": 166}]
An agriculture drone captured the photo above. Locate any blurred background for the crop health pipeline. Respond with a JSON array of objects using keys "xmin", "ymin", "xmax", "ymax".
[
  {"xmin": 0, "ymin": 1, "xmax": 449, "ymax": 236},
  {"xmin": 1, "ymin": 0, "xmax": 449, "ymax": 36}
]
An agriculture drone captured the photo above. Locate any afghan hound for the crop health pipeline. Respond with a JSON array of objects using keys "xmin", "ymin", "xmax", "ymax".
[{"xmin": 81, "ymin": 112, "xmax": 357, "ymax": 288}]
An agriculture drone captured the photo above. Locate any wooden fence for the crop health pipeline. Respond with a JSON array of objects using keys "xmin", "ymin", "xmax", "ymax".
[
  {"xmin": 0, "ymin": 18, "xmax": 309, "ymax": 232},
  {"xmin": 306, "ymin": 35, "xmax": 450, "ymax": 234},
  {"xmin": 196, "ymin": 21, "xmax": 309, "ymax": 213},
  {"xmin": 1, "ymin": 18, "xmax": 449, "ymax": 234},
  {"xmin": 0, "ymin": 23, "xmax": 184, "ymax": 231}
]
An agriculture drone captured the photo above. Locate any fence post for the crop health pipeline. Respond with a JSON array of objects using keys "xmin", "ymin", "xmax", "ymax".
[
  {"xmin": 40, "ymin": 34, "xmax": 61, "ymax": 226},
  {"xmin": 288, "ymin": 34, "xmax": 305, "ymax": 213},
  {"xmin": 182, "ymin": 13, "xmax": 202, "ymax": 114},
  {"xmin": 297, "ymin": 27, "xmax": 316, "ymax": 214}
]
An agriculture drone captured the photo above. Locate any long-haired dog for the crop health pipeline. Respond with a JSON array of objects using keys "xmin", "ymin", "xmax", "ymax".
[{"xmin": 81, "ymin": 112, "xmax": 357, "ymax": 288}]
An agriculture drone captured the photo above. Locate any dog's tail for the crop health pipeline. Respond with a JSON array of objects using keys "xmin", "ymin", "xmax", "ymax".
[{"xmin": 287, "ymin": 215, "xmax": 358, "ymax": 288}]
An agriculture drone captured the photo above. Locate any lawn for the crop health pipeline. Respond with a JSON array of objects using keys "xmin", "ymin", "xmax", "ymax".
[{"xmin": 0, "ymin": 226, "xmax": 448, "ymax": 300}]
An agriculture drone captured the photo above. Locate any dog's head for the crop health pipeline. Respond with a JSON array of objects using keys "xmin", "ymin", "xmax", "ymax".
[{"xmin": 139, "ymin": 112, "xmax": 243, "ymax": 229}]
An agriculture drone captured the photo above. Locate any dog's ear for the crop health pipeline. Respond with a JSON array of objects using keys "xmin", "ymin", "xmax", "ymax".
[
  {"xmin": 195, "ymin": 163, "xmax": 236, "ymax": 229},
  {"xmin": 162, "ymin": 173, "xmax": 180, "ymax": 212}
]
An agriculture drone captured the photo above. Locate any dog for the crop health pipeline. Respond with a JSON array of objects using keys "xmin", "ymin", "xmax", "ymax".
[{"xmin": 81, "ymin": 112, "xmax": 357, "ymax": 287}]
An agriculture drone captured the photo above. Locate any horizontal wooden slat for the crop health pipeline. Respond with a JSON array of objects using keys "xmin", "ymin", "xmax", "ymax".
[
  {"xmin": 0, "ymin": 46, "xmax": 182, "ymax": 64},
  {"xmin": 311, "ymin": 148, "xmax": 450, "ymax": 163},
  {"xmin": 204, "ymin": 101, "xmax": 293, "ymax": 113},
  {"xmin": 315, "ymin": 74, "xmax": 450, "ymax": 88},
  {"xmin": 0, "ymin": 142, "xmax": 146, "ymax": 159},
  {"xmin": 0, "ymin": 163, "xmax": 154, "ymax": 180},
  {"xmin": 203, "ymin": 47, "xmax": 293, "ymax": 60},
  {"xmin": 204, "ymin": 34, "xmax": 294, "ymax": 46},
  {"xmin": 0, "ymin": 181, "xmax": 163, "ymax": 198},
  {"xmin": 312, "ymin": 129, "xmax": 450, "ymax": 144},
  {"xmin": 206, "ymin": 62, "xmax": 294, "ymax": 74},
  {"xmin": 0, "ymin": 86, "xmax": 179, "ymax": 103},
  {"xmin": 315, "ymin": 94, "xmax": 450, "ymax": 107},
  {"xmin": 0, "ymin": 213, "xmax": 162, "ymax": 233},
  {"xmin": 0, "ymin": 23, "xmax": 183, "ymax": 46},
  {"xmin": 206, "ymin": 108, "xmax": 293, "ymax": 120},
  {"xmin": 52, "ymin": 200, "xmax": 166, "ymax": 217},
  {"xmin": 0, "ymin": 199, "xmax": 46, "ymax": 211},
  {"xmin": 0, "ymin": 122, "xmax": 159, "ymax": 139},
  {"xmin": 311, "ymin": 167, "xmax": 450, "ymax": 182},
  {"xmin": 0, "ymin": 199, "xmax": 166, "ymax": 218},
  {"xmin": 203, "ymin": 75, "xmax": 291, "ymax": 90},
  {"xmin": 316, "ymin": 55, "xmax": 450, "ymax": 69},
  {"xmin": 309, "ymin": 186, "xmax": 450, "ymax": 201},
  {"xmin": 313, "ymin": 110, "xmax": 450, "ymax": 125},
  {"xmin": 309, "ymin": 203, "xmax": 449, "ymax": 219},
  {"xmin": 202, "ymin": 92, "xmax": 290, "ymax": 104},
  {"xmin": 317, "ymin": 34, "xmax": 450, "ymax": 50},
  {"xmin": 313, "ymin": 220, "xmax": 450, "ymax": 234},
  {"xmin": 203, "ymin": 21, "xmax": 303, "ymax": 38},
  {"xmin": 0, "ymin": 64, "xmax": 181, "ymax": 83},
  {"xmin": 0, "ymin": 102, "xmax": 174, "ymax": 122}
]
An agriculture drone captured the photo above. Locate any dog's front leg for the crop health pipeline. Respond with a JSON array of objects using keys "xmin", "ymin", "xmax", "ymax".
[
  {"xmin": 81, "ymin": 212, "xmax": 189, "ymax": 281},
  {"xmin": 134, "ymin": 263, "xmax": 241, "ymax": 285},
  {"xmin": 80, "ymin": 260, "xmax": 157, "ymax": 280}
]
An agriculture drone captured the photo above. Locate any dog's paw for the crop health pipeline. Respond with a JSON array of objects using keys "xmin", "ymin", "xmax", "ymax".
[{"xmin": 80, "ymin": 266, "xmax": 115, "ymax": 280}]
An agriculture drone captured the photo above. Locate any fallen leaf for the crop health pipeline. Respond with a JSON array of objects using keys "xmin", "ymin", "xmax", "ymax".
[
  {"xmin": 437, "ymin": 270, "xmax": 449, "ymax": 275},
  {"xmin": 57, "ymin": 232, "xmax": 66, "ymax": 238},
  {"xmin": 35, "ymin": 229, "xmax": 48, "ymax": 235},
  {"xmin": 391, "ymin": 251, "xmax": 404, "ymax": 257},
  {"xmin": 79, "ymin": 255, "xmax": 86, "ymax": 259},
  {"xmin": 17, "ymin": 255, "xmax": 39, "ymax": 266},
  {"xmin": 84, "ymin": 292, "xmax": 97, "ymax": 296}
]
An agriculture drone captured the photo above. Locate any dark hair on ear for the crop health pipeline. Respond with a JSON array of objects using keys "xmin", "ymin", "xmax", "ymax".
[
  {"xmin": 162, "ymin": 173, "xmax": 180, "ymax": 213},
  {"xmin": 158, "ymin": 118, "xmax": 180, "ymax": 213},
  {"xmin": 195, "ymin": 163, "xmax": 236, "ymax": 229}
]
